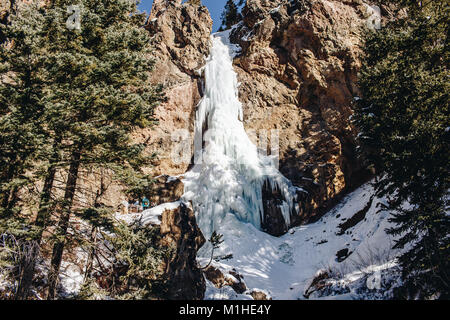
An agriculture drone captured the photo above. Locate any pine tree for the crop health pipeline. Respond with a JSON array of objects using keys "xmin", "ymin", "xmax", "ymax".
[
  {"xmin": 219, "ymin": 0, "xmax": 242, "ymax": 31},
  {"xmin": 0, "ymin": 1, "xmax": 57, "ymax": 299},
  {"xmin": 41, "ymin": 0, "xmax": 162, "ymax": 299},
  {"xmin": 1, "ymin": 0, "xmax": 163, "ymax": 299},
  {"xmin": 0, "ymin": 2, "xmax": 48, "ymax": 217},
  {"xmin": 353, "ymin": 0, "xmax": 449, "ymax": 299},
  {"xmin": 101, "ymin": 220, "xmax": 175, "ymax": 300},
  {"xmin": 200, "ymin": 231, "xmax": 223, "ymax": 270},
  {"xmin": 237, "ymin": 0, "xmax": 246, "ymax": 8}
]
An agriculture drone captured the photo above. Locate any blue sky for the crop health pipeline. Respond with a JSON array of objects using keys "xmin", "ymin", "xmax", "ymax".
[{"xmin": 138, "ymin": 0, "xmax": 227, "ymax": 32}]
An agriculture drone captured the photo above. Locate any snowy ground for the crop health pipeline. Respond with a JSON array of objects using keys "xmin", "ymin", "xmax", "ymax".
[
  {"xmin": 0, "ymin": 182, "xmax": 402, "ymax": 300},
  {"xmin": 200, "ymin": 183, "xmax": 404, "ymax": 300}
]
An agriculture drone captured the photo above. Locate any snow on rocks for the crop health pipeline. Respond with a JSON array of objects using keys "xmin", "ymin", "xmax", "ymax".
[
  {"xmin": 202, "ymin": 183, "xmax": 404, "ymax": 300},
  {"xmin": 115, "ymin": 201, "xmax": 183, "ymax": 226}
]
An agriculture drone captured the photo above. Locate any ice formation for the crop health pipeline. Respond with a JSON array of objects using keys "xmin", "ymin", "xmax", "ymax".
[{"xmin": 183, "ymin": 32, "xmax": 298, "ymax": 241}]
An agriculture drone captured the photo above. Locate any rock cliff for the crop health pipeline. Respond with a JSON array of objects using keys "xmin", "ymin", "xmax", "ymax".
[
  {"xmin": 141, "ymin": 0, "xmax": 213, "ymax": 177},
  {"xmin": 139, "ymin": 0, "xmax": 383, "ymax": 231},
  {"xmin": 230, "ymin": 0, "xmax": 379, "ymax": 225},
  {"xmin": 141, "ymin": 0, "xmax": 379, "ymax": 230}
]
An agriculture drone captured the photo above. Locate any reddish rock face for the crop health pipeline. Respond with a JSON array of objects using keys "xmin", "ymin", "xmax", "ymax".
[
  {"xmin": 140, "ymin": 0, "xmax": 379, "ymax": 228},
  {"xmin": 140, "ymin": 1, "xmax": 213, "ymax": 177},
  {"xmin": 231, "ymin": 0, "xmax": 376, "ymax": 223},
  {"xmin": 149, "ymin": 175, "xmax": 185, "ymax": 206}
]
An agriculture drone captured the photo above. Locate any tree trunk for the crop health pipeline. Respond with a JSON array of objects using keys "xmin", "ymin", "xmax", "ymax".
[
  {"xmin": 83, "ymin": 226, "xmax": 98, "ymax": 284},
  {"xmin": 15, "ymin": 137, "xmax": 61, "ymax": 300},
  {"xmin": 46, "ymin": 149, "xmax": 81, "ymax": 300},
  {"xmin": 5, "ymin": 185, "xmax": 19, "ymax": 211},
  {"xmin": 1, "ymin": 164, "xmax": 18, "ymax": 211},
  {"xmin": 15, "ymin": 166, "xmax": 57, "ymax": 299}
]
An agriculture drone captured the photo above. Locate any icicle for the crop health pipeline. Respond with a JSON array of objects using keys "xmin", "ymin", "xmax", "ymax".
[{"xmin": 183, "ymin": 31, "xmax": 298, "ymax": 239}]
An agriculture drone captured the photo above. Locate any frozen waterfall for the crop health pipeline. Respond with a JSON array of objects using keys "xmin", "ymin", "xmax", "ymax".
[{"xmin": 183, "ymin": 32, "xmax": 298, "ymax": 243}]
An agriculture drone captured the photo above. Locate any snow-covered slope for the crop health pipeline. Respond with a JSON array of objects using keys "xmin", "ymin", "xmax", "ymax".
[{"xmin": 201, "ymin": 183, "xmax": 404, "ymax": 300}]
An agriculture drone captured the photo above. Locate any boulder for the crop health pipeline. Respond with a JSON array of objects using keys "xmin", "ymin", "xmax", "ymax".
[
  {"xmin": 150, "ymin": 175, "xmax": 185, "ymax": 206},
  {"xmin": 203, "ymin": 266, "xmax": 247, "ymax": 295},
  {"xmin": 160, "ymin": 202, "xmax": 206, "ymax": 300}
]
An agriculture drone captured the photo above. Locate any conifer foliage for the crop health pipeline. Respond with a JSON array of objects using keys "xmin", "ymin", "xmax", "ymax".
[
  {"xmin": 353, "ymin": 0, "xmax": 449, "ymax": 299},
  {"xmin": 218, "ymin": 0, "xmax": 244, "ymax": 31},
  {"xmin": 77, "ymin": 213, "xmax": 175, "ymax": 300},
  {"xmin": 0, "ymin": 0, "xmax": 163, "ymax": 299}
]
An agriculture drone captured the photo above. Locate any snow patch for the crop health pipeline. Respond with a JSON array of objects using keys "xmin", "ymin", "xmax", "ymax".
[
  {"xmin": 202, "ymin": 183, "xmax": 404, "ymax": 300},
  {"xmin": 116, "ymin": 201, "xmax": 182, "ymax": 226}
]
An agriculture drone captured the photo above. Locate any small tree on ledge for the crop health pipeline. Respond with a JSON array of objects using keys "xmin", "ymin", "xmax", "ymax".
[
  {"xmin": 201, "ymin": 231, "xmax": 224, "ymax": 270},
  {"xmin": 218, "ymin": 0, "xmax": 242, "ymax": 31}
]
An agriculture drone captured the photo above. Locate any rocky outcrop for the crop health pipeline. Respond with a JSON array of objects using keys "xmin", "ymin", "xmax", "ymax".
[
  {"xmin": 231, "ymin": 0, "xmax": 378, "ymax": 225},
  {"xmin": 149, "ymin": 175, "xmax": 185, "ymax": 206},
  {"xmin": 250, "ymin": 289, "xmax": 271, "ymax": 300},
  {"xmin": 160, "ymin": 202, "xmax": 206, "ymax": 300},
  {"xmin": 203, "ymin": 266, "xmax": 247, "ymax": 295},
  {"xmin": 261, "ymin": 179, "xmax": 295, "ymax": 236},
  {"xmin": 93, "ymin": 202, "xmax": 206, "ymax": 300},
  {"xmin": 139, "ymin": 0, "xmax": 213, "ymax": 177}
]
